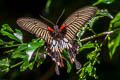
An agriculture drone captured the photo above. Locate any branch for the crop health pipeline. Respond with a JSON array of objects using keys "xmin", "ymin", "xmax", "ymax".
[{"xmin": 80, "ymin": 31, "xmax": 113, "ymax": 42}]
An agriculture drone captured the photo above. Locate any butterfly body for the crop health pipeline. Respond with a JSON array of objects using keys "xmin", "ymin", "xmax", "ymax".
[
  {"xmin": 47, "ymin": 25, "xmax": 74, "ymax": 65},
  {"xmin": 17, "ymin": 6, "xmax": 98, "ymax": 75}
]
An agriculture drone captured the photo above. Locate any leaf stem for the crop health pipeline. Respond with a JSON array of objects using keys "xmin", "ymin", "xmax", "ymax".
[
  {"xmin": 10, "ymin": 61, "xmax": 23, "ymax": 68},
  {"xmin": 0, "ymin": 43, "xmax": 26, "ymax": 48}
]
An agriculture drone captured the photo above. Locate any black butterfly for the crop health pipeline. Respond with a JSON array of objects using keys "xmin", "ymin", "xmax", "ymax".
[{"xmin": 17, "ymin": 6, "xmax": 98, "ymax": 75}]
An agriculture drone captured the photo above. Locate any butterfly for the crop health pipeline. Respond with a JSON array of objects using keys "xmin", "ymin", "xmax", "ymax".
[{"xmin": 16, "ymin": 6, "xmax": 98, "ymax": 75}]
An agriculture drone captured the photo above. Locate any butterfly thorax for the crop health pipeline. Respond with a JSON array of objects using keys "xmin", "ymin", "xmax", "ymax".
[
  {"xmin": 53, "ymin": 25, "xmax": 63, "ymax": 39},
  {"xmin": 53, "ymin": 25, "xmax": 59, "ymax": 32}
]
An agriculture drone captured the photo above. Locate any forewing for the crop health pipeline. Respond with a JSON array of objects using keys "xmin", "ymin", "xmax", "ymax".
[
  {"xmin": 17, "ymin": 18, "xmax": 53, "ymax": 44},
  {"xmin": 63, "ymin": 6, "xmax": 98, "ymax": 41}
]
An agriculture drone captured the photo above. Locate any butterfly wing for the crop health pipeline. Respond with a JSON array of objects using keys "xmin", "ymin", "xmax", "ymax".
[
  {"xmin": 17, "ymin": 18, "xmax": 53, "ymax": 44},
  {"xmin": 62, "ymin": 6, "xmax": 98, "ymax": 41}
]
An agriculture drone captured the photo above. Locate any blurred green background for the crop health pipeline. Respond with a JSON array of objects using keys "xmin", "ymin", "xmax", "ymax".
[{"xmin": 0, "ymin": 0, "xmax": 120, "ymax": 80}]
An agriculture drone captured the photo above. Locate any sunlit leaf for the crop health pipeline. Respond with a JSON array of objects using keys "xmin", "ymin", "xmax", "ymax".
[
  {"xmin": 26, "ymin": 39, "xmax": 45, "ymax": 60},
  {"xmin": 109, "ymin": 12, "xmax": 120, "ymax": 30},
  {"xmin": 108, "ymin": 31, "xmax": 120, "ymax": 59},
  {"xmin": 78, "ymin": 42, "xmax": 100, "ymax": 79},
  {"xmin": 12, "ymin": 51, "xmax": 26, "ymax": 59},
  {"xmin": 0, "ymin": 30, "xmax": 21, "ymax": 43},
  {"xmin": 85, "ymin": 63, "xmax": 93, "ymax": 76},
  {"xmin": 108, "ymin": 12, "xmax": 120, "ymax": 58},
  {"xmin": 79, "ymin": 42, "xmax": 95, "ymax": 52},
  {"xmin": 16, "ymin": 44, "xmax": 28, "ymax": 52},
  {"xmin": 12, "ymin": 44, "xmax": 28, "ymax": 59},
  {"xmin": 13, "ymin": 29, "xmax": 23, "ymax": 43},
  {"xmin": 1, "ymin": 24, "xmax": 14, "ymax": 33}
]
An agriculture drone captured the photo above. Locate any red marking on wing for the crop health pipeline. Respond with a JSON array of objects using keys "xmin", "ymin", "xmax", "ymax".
[
  {"xmin": 60, "ymin": 24, "xmax": 66, "ymax": 32},
  {"xmin": 48, "ymin": 26, "xmax": 54, "ymax": 32}
]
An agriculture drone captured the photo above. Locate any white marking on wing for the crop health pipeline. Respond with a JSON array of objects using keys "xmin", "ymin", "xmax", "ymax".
[
  {"xmin": 53, "ymin": 40, "xmax": 56, "ymax": 46},
  {"xmin": 61, "ymin": 40, "xmax": 64, "ymax": 49},
  {"xmin": 68, "ymin": 43, "xmax": 72, "ymax": 48},
  {"xmin": 63, "ymin": 38, "xmax": 68, "ymax": 42}
]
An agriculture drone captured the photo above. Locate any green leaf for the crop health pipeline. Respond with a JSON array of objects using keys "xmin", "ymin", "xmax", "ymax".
[
  {"xmin": 108, "ymin": 12, "xmax": 120, "ymax": 59},
  {"xmin": 7, "ymin": 41, "xmax": 14, "ymax": 45},
  {"xmin": 45, "ymin": 0, "xmax": 52, "ymax": 13},
  {"xmin": 1, "ymin": 24, "xmax": 14, "ymax": 32},
  {"xmin": 12, "ymin": 51, "xmax": 26, "ymax": 59},
  {"xmin": 109, "ymin": 12, "xmax": 120, "ymax": 30},
  {"xmin": 102, "ymin": 0, "xmax": 115, "ymax": 4},
  {"xmin": 0, "ymin": 24, "xmax": 22, "ymax": 43},
  {"xmin": 12, "ymin": 44, "xmax": 27, "ymax": 58},
  {"xmin": 113, "ymin": 22, "xmax": 120, "ymax": 28},
  {"xmin": 13, "ymin": 29, "xmax": 23, "ymax": 43},
  {"xmin": 79, "ymin": 42, "xmax": 95, "ymax": 52},
  {"xmin": 66, "ymin": 60, "xmax": 72, "ymax": 73},
  {"xmin": 0, "ymin": 30, "xmax": 21, "ymax": 43},
  {"xmin": 87, "ymin": 52, "xmax": 96, "ymax": 60},
  {"xmin": 16, "ymin": 44, "xmax": 28, "ymax": 52},
  {"xmin": 93, "ymin": 0, "xmax": 115, "ymax": 5},
  {"xmin": 85, "ymin": 63, "xmax": 93, "ymax": 76},
  {"xmin": 12, "ymin": 44, "xmax": 28, "ymax": 59},
  {"xmin": 96, "ymin": 9, "xmax": 113, "ymax": 19},
  {"xmin": 28, "ymin": 62, "xmax": 34, "ymax": 70},
  {"xmin": 20, "ymin": 56, "xmax": 29, "ymax": 71},
  {"xmin": 62, "ymin": 50, "xmax": 72, "ymax": 73},
  {"xmin": 0, "ymin": 39, "xmax": 4, "ymax": 45},
  {"xmin": 77, "ymin": 42, "xmax": 100, "ymax": 79},
  {"xmin": 25, "ymin": 39, "xmax": 45, "ymax": 61},
  {"xmin": 0, "ymin": 39, "xmax": 3, "ymax": 43},
  {"xmin": 63, "ymin": 56, "xmax": 72, "ymax": 73},
  {"xmin": 18, "ymin": 39, "xmax": 45, "ymax": 71},
  {"xmin": 108, "ymin": 31, "xmax": 120, "ymax": 59},
  {"xmin": 0, "ymin": 58, "xmax": 9, "ymax": 73}
]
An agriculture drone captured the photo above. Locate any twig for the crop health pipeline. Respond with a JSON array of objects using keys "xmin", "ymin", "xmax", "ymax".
[
  {"xmin": 80, "ymin": 31, "xmax": 113, "ymax": 42},
  {"xmin": 10, "ymin": 61, "xmax": 23, "ymax": 68}
]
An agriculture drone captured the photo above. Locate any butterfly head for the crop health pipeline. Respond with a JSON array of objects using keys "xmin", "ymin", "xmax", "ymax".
[{"xmin": 53, "ymin": 25, "xmax": 59, "ymax": 32}]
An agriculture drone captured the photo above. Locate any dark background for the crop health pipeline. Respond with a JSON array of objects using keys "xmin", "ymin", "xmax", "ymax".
[{"xmin": 0, "ymin": 0, "xmax": 120, "ymax": 80}]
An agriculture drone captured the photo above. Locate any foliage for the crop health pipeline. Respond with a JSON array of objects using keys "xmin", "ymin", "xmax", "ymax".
[
  {"xmin": 0, "ymin": 24, "xmax": 45, "ymax": 73},
  {"xmin": 93, "ymin": 0, "xmax": 115, "ymax": 5},
  {"xmin": 0, "ymin": 0, "xmax": 120, "ymax": 80},
  {"xmin": 108, "ymin": 12, "xmax": 120, "ymax": 59},
  {"xmin": 77, "ymin": 41, "xmax": 100, "ymax": 80}
]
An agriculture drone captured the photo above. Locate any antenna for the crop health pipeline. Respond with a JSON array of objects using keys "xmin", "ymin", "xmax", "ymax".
[
  {"xmin": 40, "ymin": 15, "xmax": 55, "ymax": 25},
  {"xmin": 56, "ymin": 8, "xmax": 65, "ymax": 25}
]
